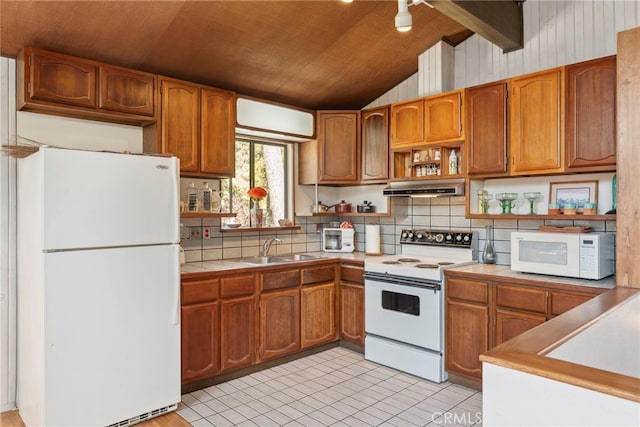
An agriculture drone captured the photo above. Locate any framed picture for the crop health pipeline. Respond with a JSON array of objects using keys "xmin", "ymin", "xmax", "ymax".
[{"xmin": 549, "ymin": 180, "xmax": 598, "ymax": 212}]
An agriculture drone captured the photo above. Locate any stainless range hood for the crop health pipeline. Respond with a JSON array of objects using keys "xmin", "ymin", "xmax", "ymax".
[{"xmin": 383, "ymin": 182, "xmax": 465, "ymax": 197}]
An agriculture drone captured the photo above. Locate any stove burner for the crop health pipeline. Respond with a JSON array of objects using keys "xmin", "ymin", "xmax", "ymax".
[
  {"xmin": 415, "ymin": 264, "xmax": 439, "ymax": 269},
  {"xmin": 397, "ymin": 258, "xmax": 421, "ymax": 263},
  {"xmin": 382, "ymin": 261, "xmax": 401, "ymax": 265},
  {"xmin": 437, "ymin": 261, "xmax": 455, "ymax": 266}
]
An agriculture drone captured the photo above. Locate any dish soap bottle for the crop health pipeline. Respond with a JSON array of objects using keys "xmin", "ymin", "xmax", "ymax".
[
  {"xmin": 201, "ymin": 181, "xmax": 213, "ymax": 212},
  {"xmin": 449, "ymin": 149, "xmax": 458, "ymax": 175},
  {"xmin": 187, "ymin": 182, "xmax": 198, "ymax": 212},
  {"xmin": 211, "ymin": 189, "xmax": 221, "ymax": 213},
  {"xmin": 482, "ymin": 224, "xmax": 497, "ymax": 264}
]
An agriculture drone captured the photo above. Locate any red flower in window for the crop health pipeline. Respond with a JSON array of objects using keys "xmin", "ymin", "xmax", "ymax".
[{"xmin": 247, "ymin": 186, "xmax": 267, "ymax": 200}]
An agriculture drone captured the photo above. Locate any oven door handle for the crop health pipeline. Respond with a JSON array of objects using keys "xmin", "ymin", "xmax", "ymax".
[{"xmin": 363, "ymin": 272, "xmax": 441, "ymax": 291}]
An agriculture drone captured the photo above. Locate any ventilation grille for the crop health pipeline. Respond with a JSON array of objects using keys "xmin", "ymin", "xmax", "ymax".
[{"xmin": 107, "ymin": 403, "xmax": 178, "ymax": 427}]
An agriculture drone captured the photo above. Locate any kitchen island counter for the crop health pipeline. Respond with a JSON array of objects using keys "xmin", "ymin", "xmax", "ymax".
[{"xmin": 480, "ymin": 287, "xmax": 640, "ymax": 425}]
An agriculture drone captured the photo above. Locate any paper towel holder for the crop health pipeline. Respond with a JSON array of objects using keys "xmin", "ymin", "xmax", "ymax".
[{"xmin": 365, "ymin": 224, "xmax": 382, "ymax": 256}]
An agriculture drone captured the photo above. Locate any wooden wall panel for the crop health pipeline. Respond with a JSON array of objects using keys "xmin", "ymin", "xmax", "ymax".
[{"xmin": 616, "ymin": 26, "xmax": 640, "ymax": 289}]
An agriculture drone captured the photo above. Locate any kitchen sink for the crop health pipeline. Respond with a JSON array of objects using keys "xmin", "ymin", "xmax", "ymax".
[
  {"xmin": 241, "ymin": 254, "xmax": 324, "ymax": 264},
  {"xmin": 272, "ymin": 254, "xmax": 325, "ymax": 262},
  {"xmin": 241, "ymin": 256, "xmax": 280, "ymax": 264}
]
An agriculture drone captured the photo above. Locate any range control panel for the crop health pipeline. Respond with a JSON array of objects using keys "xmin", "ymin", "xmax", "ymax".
[{"xmin": 400, "ymin": 229, "xmax": 474, "ymax": 248}]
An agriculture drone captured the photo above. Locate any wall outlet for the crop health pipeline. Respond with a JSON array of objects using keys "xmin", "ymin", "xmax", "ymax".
[
  {"xmin": 190, "ymin": 226, "xmax": 201, "ymax": 239},
  {"xmin": 203, "ymin": 227, "xmax": 211, "ymax": 239}
]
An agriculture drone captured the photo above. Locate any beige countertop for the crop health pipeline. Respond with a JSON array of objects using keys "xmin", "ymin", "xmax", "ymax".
[
  {"xmin": 446, "ymin": 263, "xmax": 616, "ymax": 291},
  {"xmin": 181, "ymin": 251, "xmax": 366, "ymax": 275}
]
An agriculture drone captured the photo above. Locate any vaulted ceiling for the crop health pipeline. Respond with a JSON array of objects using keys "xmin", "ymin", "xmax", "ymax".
[{"xmin": 0, "ymin": 1, "xmax": 522, "ymax": 111}]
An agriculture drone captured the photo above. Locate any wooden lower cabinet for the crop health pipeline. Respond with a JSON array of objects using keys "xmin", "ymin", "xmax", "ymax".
[
  {"xmin": 220, "ymin": 296, "xmax": 255, "ymax": 371},
  {"xmin": 259, "ymin": 288, "xmax": 300, "ymax": 361},
  {"xmin": 339, "ymin": 264, "xmax": 365, "ymax": 346},
  {"xmin": 495, "ymin": 308, "xmax": 546, "ymax": 346},
  {"xmin": 181, "ymin": 301, "xmax": 220, "ymax": 383},
  {"xmin": 445, "ymin": 274, "xmax": 603, "ymax": 386},
  {"xmin": 301, "ymin": 283, "xmax": 336, "ymax": 348},
  {"xmin": 445, "ymin": 300, "xmax": 489, "ymax": 380}
]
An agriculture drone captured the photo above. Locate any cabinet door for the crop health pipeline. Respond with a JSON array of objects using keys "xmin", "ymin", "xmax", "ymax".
[
  {"xmin": 510, "ymin": 68, "xmax": 565, "ymax": 175},
  {"xmin": 390, "ymin": 100, "xmax": 424, "ymax": 149},
  {"xmin": 495, "ymin": 308, "xmax": 546, "ymax": 346},
  {"xmin": 98, "ymin": 65, "xmax": 155, "ymax": 116},
  {"xmin": 259, "ymin": 288, "xmax": 300, "ymax": 361},
  {"xmin": 161, "ymin": 79, "xmax": 200, "ymax": 173},
  {"xmin": 566, "ymin": 56, "xmax": 616, "ymax": 171},
  {"xmin": 445, "ymin": 300, "xmax": 489, "ymax": 380},
  {"xmin": 317, "ymin": 111, "xmax": 360, "ymax": 183},
  {"xmin": 361, "ymin": 107, "xmax": 389, "ymax": 182},
  {"xmin": 301, "ymin": 283, "xmax": 336, "ymax": 348},
  {"xmin": 466, "ymin": 82, "xmax": 508, "ymax": 176},
  {"xmin": 201, "ymin": 88, "xmax": 236, "ymax": 176},
  {"xmin": 425, "ymin": 91, "xmax": 463, "ymax": 142},
  {"xmin": 29, "ymin": 49, "xmax": 97, "ymax": 108},
  {"xmin": 339, "ymin": 282, "xmax": 364, "ymax": 346},
  {"xmin": 221, "ymin": 296, "xmax": 255, "ymax": 372},
  {"xmin": 181, "ymin": 302, "xmax": 220, "ymax": 383}
]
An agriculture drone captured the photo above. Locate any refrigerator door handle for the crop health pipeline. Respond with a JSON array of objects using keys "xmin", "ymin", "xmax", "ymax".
[{"xmin": 171, "ymin": 245, "xmax": 180, "ymax": 326}]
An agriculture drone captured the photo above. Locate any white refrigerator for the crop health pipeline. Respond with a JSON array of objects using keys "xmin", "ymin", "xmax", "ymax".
[{"xmin": 17, "ymin": 147, "xmax": 181, "ymax": 427}]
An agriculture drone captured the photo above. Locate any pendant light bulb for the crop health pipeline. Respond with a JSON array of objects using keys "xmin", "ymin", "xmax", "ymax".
[{"xmin": 395, "ymin": 0, "xmax": 412, "ymax": 32}]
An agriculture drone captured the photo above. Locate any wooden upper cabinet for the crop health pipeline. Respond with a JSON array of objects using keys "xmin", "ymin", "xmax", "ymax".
[
  {"xmin": 160, "ymin": 78, "xmax": 200, "ymax": 173},
  {"xmin": 390, "ymin": 99, "xmax": 424, "ymax": 149},
  {"xmin": 317, "ymin": 111, "xmax": 360, "ymax": 183},
  {"xmin": 159, "ymin": 79, "xmax": 236, "ymax": 177},
  {"xmin": 17, "ymin": 47, "xmax": 156, "ymax": 126},
  {"xmin": 466, "ymin": 81, "xmax": 509, "ymax": 176},
  {"xmin": 28, "ymin": 49, "xmax": 96, "ymax": 108},
  {"xmin": 425, "ymin": 90, "xmax": 464, "ymax": 143},
  {"xmin": 98, "ymin": 65, "xmax": 155, "ymax": 116},
  {"xmin": 566, "ymin": 56, "xmax": 617, "ymax": 172},
  {"xmin": 200, "ymin": 87, "xmax": 236, "ymax": 176},
  {"xmin": 509, "ymin": 67, "xmax": 565, "ymax": 175},
  {"xmin": 361, "ymin": 107, "xmax": 389, "ymax": 183}
]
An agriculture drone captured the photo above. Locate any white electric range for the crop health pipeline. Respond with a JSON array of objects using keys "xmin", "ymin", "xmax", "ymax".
[{"xmin": 364, "ymin": 229, "xmax": 477, "ymax": 383}]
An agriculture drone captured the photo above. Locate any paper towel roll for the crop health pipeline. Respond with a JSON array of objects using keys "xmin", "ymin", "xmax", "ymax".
[{"xmin": 365, "ymin": 224, "xmax": 381, "ymax": 255}]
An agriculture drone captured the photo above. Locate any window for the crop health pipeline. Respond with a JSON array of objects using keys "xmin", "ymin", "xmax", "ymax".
[{"xmin": 221, "ymin": 138, "xmax": 290, "ymax": 227}]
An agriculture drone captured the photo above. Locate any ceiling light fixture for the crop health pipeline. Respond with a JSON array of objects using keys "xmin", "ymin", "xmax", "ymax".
[
  {"xmin": 395, "ymin": 0, "xmax": 412, "ymax": 32},
  {"xmin": 340, "ymin": 0, "xmax": 353, "ymax": 3},
  {"xmin": 395, "ymin": 0, "xmax": 434, "ymax": 32}
]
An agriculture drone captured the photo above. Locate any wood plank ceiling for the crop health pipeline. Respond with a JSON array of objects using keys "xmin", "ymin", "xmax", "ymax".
[{"xmin": 0, "ymin": 1, "xmax": 475, "ymax": 110}]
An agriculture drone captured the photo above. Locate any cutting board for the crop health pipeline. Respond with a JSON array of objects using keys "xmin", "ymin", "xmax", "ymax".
[{"xmin": 539, "ymin": 225, "xmax": 592, "ymax": 233}]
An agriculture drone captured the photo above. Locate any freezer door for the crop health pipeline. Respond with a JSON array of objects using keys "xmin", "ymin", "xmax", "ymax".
[
  {"xmin": 41, "ymin": 147, "xmax": 179, "ymax": 250},
  {"xmin": 42, "ymin": 245, "xmax": 180, "ymax": 426}
]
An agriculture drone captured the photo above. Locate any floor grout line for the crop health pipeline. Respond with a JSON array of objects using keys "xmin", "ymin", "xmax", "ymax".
[{"xmin": 180, "ymin": 347, "xmax": 482, "ymax": 427}]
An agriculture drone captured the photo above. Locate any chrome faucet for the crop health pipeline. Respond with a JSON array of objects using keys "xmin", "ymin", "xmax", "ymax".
[{"xmin": 261, "ymin": 237, "xmax": 281, "ymax": 257}]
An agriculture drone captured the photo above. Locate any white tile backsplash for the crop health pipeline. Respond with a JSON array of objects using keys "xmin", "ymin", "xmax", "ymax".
[{"xmin": 181, "ymin": 198, "xmax": 615, "ymax": 266}]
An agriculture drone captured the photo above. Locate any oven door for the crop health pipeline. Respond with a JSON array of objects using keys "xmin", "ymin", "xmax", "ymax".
[{"xmin": 364, "ymin": 273, "xmax": 442, "ymax": 351}]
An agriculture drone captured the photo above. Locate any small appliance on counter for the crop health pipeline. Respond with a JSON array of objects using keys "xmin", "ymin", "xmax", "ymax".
[
  {"xmin": 511, "ymin": 231, "xmax": 615, "ymax": 280},
  {"xmin": 322, "ymin": 227, "xmax": 355, "ymax": 252}
]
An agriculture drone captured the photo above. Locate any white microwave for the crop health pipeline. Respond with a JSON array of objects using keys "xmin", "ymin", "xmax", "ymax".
[{"xmin": 510, "ymin": 231, "xmax": 615, "ymax": 280}]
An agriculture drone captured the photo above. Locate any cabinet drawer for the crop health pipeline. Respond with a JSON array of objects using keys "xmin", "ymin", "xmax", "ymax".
[
  {"xmin": 496, "ymin": 284, "xmax": 547, "ymax": 314},
  {"xmin": 340, "ymin": 264, "xmax": 363, "ymax": 285},
  {"xmin": 261, "ymin": 269, "xmax": 300, "ymax": 291},
  {"xmin": 446, "ymin": 277, "xmax": 488, "ymax": 304},
  {"xmin": 550, "ymin": 291, "xmax": 593, "ymax": 316},
  {"xmin": 182, "ymin": 279, "xmax": 219, "ymax": 305},
  {"xmin": 302, "ymin": 265, "xmax": 335, "ymax": 285},
  {"xmin": 220, "ymin": 274, "xmax": 255, "ymax": 298}
]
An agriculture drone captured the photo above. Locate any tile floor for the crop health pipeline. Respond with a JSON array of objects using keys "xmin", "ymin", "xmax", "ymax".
[{"xmin": 177, "ymin": 347, "xmax": 483, "ymax": 427}]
